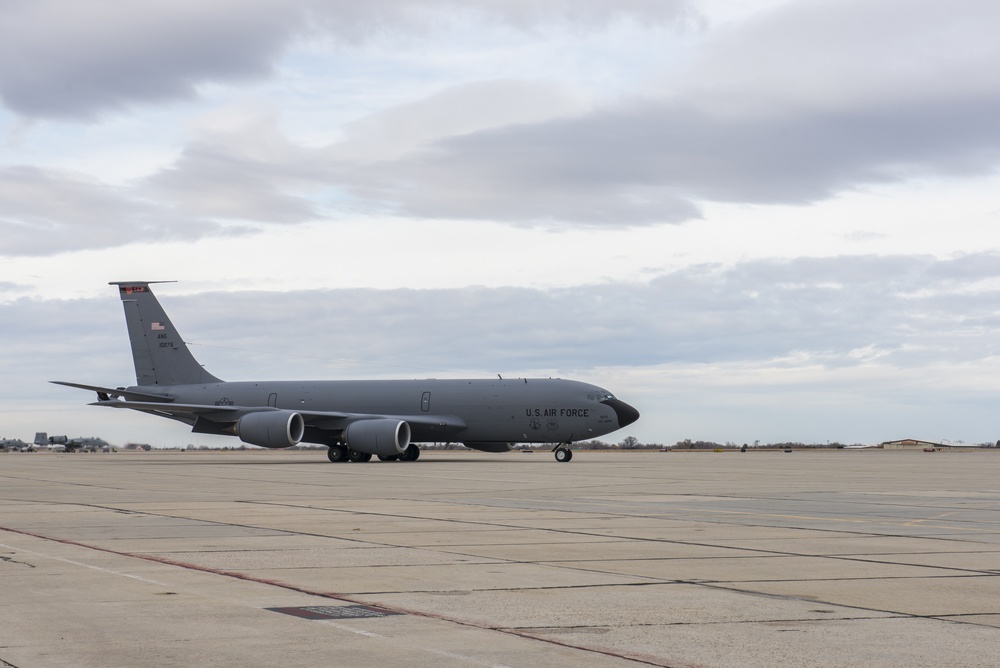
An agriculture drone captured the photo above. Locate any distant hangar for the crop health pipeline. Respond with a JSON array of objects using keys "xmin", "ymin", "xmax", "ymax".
[{"xmin": 880, "ymin": 438, "xmax": 991, "ymax": 450}]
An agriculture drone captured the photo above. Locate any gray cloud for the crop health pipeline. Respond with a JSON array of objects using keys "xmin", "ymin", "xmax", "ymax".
[
  {"xmin": 20, "ymin": 253, "xmax": 991, "ymax": 382},
  {"xmin": 353, "ymin": 71, "xmax": 1000, "ymax": 222},
  {"xmin": 686, "ymin": 0, "xmax": 1000, "ymax": 115},
  {"xmin": 10, "ymin": 69, "xmax": 997, "ymax": 255},
  {"xmin": 143, "ymin": 142, "xmax": 319, "ymax": 224},
  {"xmin": 0, "ymin": 0, "xmax": 687, "ymax": 121},
  {"xmin": 131, "ymin": 76, "xmax": 1000, "ymax": 231},
  {"xmin": 0, "ymin": 1, "xmax": 302, "ymax": 121},
  {"xmin": 0, "ymin": 166, "xmax": 237, "ymax": 255},
  {"xmin": 651, "ymin": 254, "xmax": 1000, "ymax": 369},
  {"xmin": 3, "ymin": 0, "xmax": 997, "ymax": 255},
  {"xmin": 316, "ymin": 0, "xmax": 1000, "ymax": 223},
  {"xmin": 124, "ymin": 0, "xmax": 1000, "ymax": 229}
]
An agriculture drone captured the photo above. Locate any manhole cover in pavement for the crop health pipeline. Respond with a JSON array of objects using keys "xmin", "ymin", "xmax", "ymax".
[{"xmin": 268, "ymin": 605, "xmax": 402, "ymax": 620}]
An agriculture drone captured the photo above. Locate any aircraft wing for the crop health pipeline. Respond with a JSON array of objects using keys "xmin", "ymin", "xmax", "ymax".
[{"xmin": 89, "ymin": 399, "xmax": 466, "ymax": 435}]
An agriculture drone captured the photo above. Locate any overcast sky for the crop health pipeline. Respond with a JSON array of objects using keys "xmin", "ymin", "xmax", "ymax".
[{"xmin": 2, "ymin": 0, "xmax": 999, "ymax": 448}]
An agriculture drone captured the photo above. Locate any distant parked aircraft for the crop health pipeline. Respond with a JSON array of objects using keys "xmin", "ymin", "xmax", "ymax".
[
  {"xmin": 1, "ymin": 437, "xmax": 32, "ymax": 452},
  {"xmin": 54, "ymin": 282, "xmax": 639, "ymax": 463},
  {"xmin": 45, "ymin": 435, "xmax": 110, "ymax": 453}
]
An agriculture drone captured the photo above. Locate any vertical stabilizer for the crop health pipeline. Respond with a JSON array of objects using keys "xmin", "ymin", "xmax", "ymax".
[{"xmin": 111, "ymin": 282, "xmax": 222, "ymax": 386}]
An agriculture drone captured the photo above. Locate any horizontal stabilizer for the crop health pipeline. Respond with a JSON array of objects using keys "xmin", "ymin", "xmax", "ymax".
[{"xmin": 51, "ymin": 381, "xmax": 175, "ymax": 403}]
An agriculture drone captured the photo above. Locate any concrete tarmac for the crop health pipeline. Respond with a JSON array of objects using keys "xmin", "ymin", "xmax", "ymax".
[{"xmin": 1, "ymin": 448, "xmax": 999, "ymax": 667}]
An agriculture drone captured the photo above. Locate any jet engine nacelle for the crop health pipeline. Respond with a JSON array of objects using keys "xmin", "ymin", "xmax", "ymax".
[
  {"xmin": 344, "ymin": 419, "xmax": 411, "ymax": 457},
  {"xmin": 236, "ymin": 410, "xmax": 305, "ymax": 448}
]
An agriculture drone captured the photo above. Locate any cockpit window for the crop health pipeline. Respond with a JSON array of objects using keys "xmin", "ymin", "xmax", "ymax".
[{"xmin": 587, "ymin": 391, "xmax": 615, "ymax": 402}]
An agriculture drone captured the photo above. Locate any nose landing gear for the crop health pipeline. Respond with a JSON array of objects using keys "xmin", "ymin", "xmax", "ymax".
[{"xmin": 553, "ymin": 446, "xmax": 573, "ymax": 463}]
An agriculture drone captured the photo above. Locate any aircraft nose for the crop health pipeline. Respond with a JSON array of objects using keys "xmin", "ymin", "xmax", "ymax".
[{"xmin": 602, "ymin": 398, "xmax": 640, "ymax": 428}]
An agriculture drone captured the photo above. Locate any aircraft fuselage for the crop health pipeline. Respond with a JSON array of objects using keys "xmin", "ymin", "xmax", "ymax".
[{"xmin": 135, "ymin": 377, "xmax": 631, "ymax": 445}]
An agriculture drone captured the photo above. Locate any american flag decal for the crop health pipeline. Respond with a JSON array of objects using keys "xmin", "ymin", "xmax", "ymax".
[{"xmin": 151, "ymin": 322, "xmax": 165, "ymax": 331}]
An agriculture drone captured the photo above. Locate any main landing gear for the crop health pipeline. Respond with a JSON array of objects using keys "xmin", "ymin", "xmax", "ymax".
[
  {"xmin": 553, "ymin": 446, "xmax": 573, "ymax": 463},
  {"xmin": 327, "ymin": 444, "xmax": 420, "ymax": 463},
  {"xmin": 376, "ymin": 445, "xmax": 420, "ymax": 461}
]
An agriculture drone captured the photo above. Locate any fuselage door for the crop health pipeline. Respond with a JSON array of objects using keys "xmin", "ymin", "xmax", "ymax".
[
  {"xmin": 268, "ymin": 393, "xmax": 277, "ymax": 407},
  {"xmin": 421, "ymin": 391, "xmax": 431, "ymax": 412}
]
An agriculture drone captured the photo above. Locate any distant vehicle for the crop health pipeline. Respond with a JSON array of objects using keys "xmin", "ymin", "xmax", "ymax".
[
  {"xmin": 54, "ymin": 282, "xmax": 639, "ymax": 464},
  {"xmin": 0, "ymin": 437, "xmax": 32, "ymax": 452}
]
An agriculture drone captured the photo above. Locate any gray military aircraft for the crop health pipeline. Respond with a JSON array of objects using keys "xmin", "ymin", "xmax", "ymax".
[
  {"xmin": 46, "ymin": 435, "xmax": 110, "ymax": 453},
  {"xmin": 54, "ymin": 282, "xmax": 639, "ymax": 463},
  {"xmin": 1, "ymin": 437, "xmax": 32, "ymax": 452}
]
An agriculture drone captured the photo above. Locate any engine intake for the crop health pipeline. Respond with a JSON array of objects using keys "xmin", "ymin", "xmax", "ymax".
[
  {"xmin": 236, "ymin": 410, "xmax": 305, "ymax": 449},
  {"xmin": 344, "ymin": 419, "xmax": 410, "ymax": 457}
]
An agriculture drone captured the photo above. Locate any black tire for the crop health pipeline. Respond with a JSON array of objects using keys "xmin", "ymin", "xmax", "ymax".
[
  {"xmin": 554, "ymin": 448, "xmax": 573, "ymax": 463},
  {"xmin": 399, "ymin": 445, "xmax": 421, "ymax": 461},
  {"xmin": 327, "ymin": 445, "xmax": 348, "ymax": 463},
  {"xmin": 348, "ymin": 449, "xmax": 373, "ymax": 462},
  {"xmin": 377, "ymin": 454, "xmax": 399, "ymax": 462}
]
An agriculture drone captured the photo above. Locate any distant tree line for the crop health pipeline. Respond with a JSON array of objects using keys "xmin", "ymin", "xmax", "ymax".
[
  {"xmin": 667, "ymin": 440, "xmax": 862, "ymax": 450},
  {"xmin": 129, "ymin": 437, "xmax": 1000, "ymax": 452},
  {"xmin": 568, "ymin": 439, "xmax": 870, "ymax": 450}
]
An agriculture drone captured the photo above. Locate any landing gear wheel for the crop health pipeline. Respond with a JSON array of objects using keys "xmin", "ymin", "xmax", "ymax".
[
  {"xmin": 398, "ymin": 445, "xmax": 421, "ymax": 461},
  {"xmin": 377, "ymin": 454, "xmax": 399, "ymax": 462},
  {"xmin": 554, "ymin": 447, "xmax": 573, "ymax": 463},
  {"xmin": 327, "ymin": 444, "xmax": 348, "ymax": 463},
  {"xmin": 348, "ymin": 449, "xmax": 373, "ymax": 462}
]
